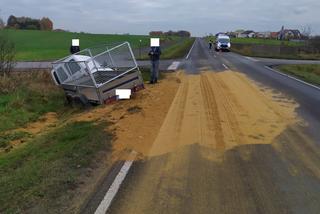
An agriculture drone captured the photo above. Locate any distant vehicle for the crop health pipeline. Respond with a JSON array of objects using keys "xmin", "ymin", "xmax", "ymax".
[{"xmin": 215, "ymin": 35, "xmax": 231, "ymax": 52}]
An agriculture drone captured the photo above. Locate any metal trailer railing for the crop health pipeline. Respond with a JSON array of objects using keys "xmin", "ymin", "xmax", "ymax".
[{"xmin": 51, "ymin": 42, "xmax": 144, "ymax": 105}]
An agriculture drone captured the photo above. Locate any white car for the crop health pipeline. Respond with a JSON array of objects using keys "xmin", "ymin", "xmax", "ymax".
[{"xmin": 215, "ymin": 35, "xmax": 231, "ymax": 52}]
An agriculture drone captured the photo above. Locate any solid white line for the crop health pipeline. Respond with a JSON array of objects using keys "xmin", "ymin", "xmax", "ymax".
[
  {"xmin": 185, "ymin": 39, "xmax": 196, "ymax": 60},
  {"xmin": 264, "ymin": 66, "xmax": 320, "ymax": 91},
  {"xmin": 94, "ymin": 151, "xmax": 137, "ymax": 214},
  {"xmin": 222, "ymin": 64, "xmax": 229, "ymax": 70},
  {"xmin": 246, "ymin": 56, "xmax": 259, "ymax": 62}
]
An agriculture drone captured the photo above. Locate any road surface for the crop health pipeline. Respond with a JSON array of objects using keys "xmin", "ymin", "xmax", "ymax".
[{"xmin": 87, "ymin": 38, "xmax": 320, "ymax": 214}]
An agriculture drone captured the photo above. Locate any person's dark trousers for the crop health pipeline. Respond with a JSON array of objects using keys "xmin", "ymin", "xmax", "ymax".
[{"xmin": 150, "ymin": 60, "xmax": 160, "ymax": 83}]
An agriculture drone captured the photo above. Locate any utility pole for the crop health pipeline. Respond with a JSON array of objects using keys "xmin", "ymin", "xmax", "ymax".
[{"xmin": 139, "ymin": 39, "xmax": 142, "ymax": 59}]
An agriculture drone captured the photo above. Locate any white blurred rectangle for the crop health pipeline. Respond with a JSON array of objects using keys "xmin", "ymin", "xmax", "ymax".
[
  {"xmin": 150, "ymin": 38, "xmax": 160, "ymax": 47},
  {"xmin": 116, "ymin": 89, "xmax": 131, "ymax": 99},
  {"xmin": 72, "ymin": 39, "xmax": 80, "ymax": 46}
]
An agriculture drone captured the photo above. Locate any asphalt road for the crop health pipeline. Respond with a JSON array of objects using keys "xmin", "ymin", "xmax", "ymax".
[{"xmin": 87, "ymin": 38, "xmax": 320, "ymax": 214}]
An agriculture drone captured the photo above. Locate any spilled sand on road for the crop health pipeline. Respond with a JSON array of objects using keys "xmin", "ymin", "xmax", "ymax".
[
  {"xmin": 147, "ymin": 70, "xmax": 300, "ymax": 157},
  {"xmin": 4, "ymin": 70, "xmax": 301, "ymax": 161},
  {"xmin": 72, "ymin": 69, "xmax": 300, "ymax": 160},
  {"xmin": 69, "ymin": 72, "xmax": 182, "ymax": 161}
]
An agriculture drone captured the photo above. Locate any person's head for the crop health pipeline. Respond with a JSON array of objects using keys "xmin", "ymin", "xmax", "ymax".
[{"xmin": 150, "ymin": 38, "xmax": 160, "ymax": 48}]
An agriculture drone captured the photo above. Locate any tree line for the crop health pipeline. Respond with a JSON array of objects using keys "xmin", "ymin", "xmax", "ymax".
[
  {"xmin": 2, "ymin": 15, "xmax": 53, "ymax": 31},
  {"xmin": 149, "ymin": 30, "xmax": 191, "ymax": 37}
]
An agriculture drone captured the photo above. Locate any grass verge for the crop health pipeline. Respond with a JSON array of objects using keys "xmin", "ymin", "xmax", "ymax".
[
  {"xmin": 139, "ymin": 38, "xmax": 195, "ymax": 60},
  {"xmin": 139, "ymin": 67, "xmax": 165, "ymax": 82},
  {"xmin": 0, "ymin": 131, "xmax": 30, "ymax": 149},
  {"xmin": 0, "ymin": 120, "xmax": 113, "ymax": 213},
  {"xmin": 275, "ymin": 64, "xmax": 320, "ymax": 86},
  {"xmin": 161, "ymin": 38, "xmax": 195, "ymax": 59},
  {"xmin": 0, "ymin": 71, "xmax": 66, "ymax": 133},
  {"xmin": 231, "ymin": 47, "xmax": 320, "ymax": 60}
]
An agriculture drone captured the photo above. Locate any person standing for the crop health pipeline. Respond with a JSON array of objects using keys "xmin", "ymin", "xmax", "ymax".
[
  {"xmin": 148, "ymin": 46, "xmax": 161, "ymax": 84},
  {"xmin": 70, "ymin": 39, "xmax": 80, "ymax": 54},
  {"xmin": 209, "ymin": 40, "xmax": 213, "ymax": 50}
]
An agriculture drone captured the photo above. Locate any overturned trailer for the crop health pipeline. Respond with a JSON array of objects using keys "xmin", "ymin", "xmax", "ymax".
[{"xmin": 51, "ymin": 42, "xmax": 144, "ymax": 105}]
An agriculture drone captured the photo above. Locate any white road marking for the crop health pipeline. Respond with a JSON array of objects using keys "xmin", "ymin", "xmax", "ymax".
[
  {"xmin": 222, "ymin": 64, "xmax": 229, "ymax": 70},
  {"xmin": 264, "ymin": 66, "xmax": 320, "ymax": 91},
  {"xmin": 246, "ymin": 57, "xmax": 259, "ymax": 62},
  {"xmin": 167, "ymin": 61, "xmax": 181, "ymax": 71},
  {"xmin": 94, "ymin": 151, "xmax": 137, "ymax": 214},
  {"xmin": 186, "ymin": 40, "xmax": 196, "ymax": 60}
]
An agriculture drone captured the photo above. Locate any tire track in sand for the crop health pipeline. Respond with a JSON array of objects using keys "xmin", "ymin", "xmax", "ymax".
[
  {"xmin": 200, "ymin": 74, "xmax": 225, "ymax": 149},
  {"xmin": 205, "ymin": 72, "xmax": 246, "ymax": 146}
]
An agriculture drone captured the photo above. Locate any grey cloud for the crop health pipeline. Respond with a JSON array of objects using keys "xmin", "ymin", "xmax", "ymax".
[{"xmin": 0, "ymin": 0, "xmax": 319, "ymax": 35}]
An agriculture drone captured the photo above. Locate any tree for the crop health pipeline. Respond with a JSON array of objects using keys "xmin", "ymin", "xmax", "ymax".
[
  {"xmin": 7, "ymin": 15, "xmax": 17, "ymax": 28},
  {"xmin": 177, "ymin": 30, "xmax": 191, "ymax": 37},
  {"xmin": 301, "ymin": 25, "xmax": 312, "ymax": 39},
  {"xmin": 0, "ymin": 18, "xmax": 4, "ymax": 29},
  {"xmin": 0, "ymin": 33, "xmax": 16, "ymax": 77},
  {"xmin": 40, "ymin": 17, "xmax": 53, "ymax": 31}
]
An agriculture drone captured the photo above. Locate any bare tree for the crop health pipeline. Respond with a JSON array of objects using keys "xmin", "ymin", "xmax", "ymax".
[
  {"xmin": 301, "ymin": 25, "xmax": 312, "ymax": 39},
  {"xmin": 0, "ymin": 9, "xmax": 5, "ymax": 29},
  {"xmin": 0, "ymin": 18, "xmax": 4, "ymax": 29},
  {"xmin": 0, "ymin": 33, "xmax": 16, "ymax": 77}
]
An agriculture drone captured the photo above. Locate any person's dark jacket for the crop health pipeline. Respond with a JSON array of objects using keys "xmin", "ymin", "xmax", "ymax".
[
  {"xmin": 70, "ymin": 45, "xmax": 80, "ymax": 54},
  {"xmin": 148, "ymin": 47, "xmax": 161, "ymax": 61}
]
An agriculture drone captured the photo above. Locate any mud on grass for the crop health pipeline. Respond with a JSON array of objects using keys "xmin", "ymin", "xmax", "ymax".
[{"xmin": 0, "ymin": 120, "xmax": 113, "ymax": 213}]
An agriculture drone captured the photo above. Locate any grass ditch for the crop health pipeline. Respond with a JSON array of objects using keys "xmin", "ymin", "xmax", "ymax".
[
  {"xmin": 0, "ymin": 71, "xmax": 66, "ymax": 133},
  {"xmin": 275, "ymin": 64, "xmax": 320, "ymax": 86},
  {"xmin": 0, "ymin": 120, "xmax": 113, "ymax": 213}
]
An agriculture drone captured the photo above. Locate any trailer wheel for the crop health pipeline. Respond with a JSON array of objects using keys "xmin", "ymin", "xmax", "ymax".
[
  {"xmin": 66, "ymin": 93, "xmax": 74, "ymax": 105},
  {"xmin": 72, "ymin": 94, "xmax": 91, "ymax": 108}
]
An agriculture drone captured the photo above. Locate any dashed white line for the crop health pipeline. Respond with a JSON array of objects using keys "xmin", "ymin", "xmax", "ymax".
[
  {"xmin": 264, "ymin": 66, "xmax": 320, "ymax": 91},
  {"xmin": 222, "ymin": 64, "xmax": 229, "ymax": 70},
  {"xmin": 186, "ymin": 39, "xmax": 196, "ymax": 60},
  {"xmin": 167, "ymin": 61, "xmax": 181, "ymax": 71},
  {"xmin": 94, "ymin": 151, "xmax": 137, "ymax": 214}
]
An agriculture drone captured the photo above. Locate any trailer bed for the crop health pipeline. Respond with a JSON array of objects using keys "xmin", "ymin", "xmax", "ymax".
[{"xmin": 65, "ymin": 70, "xmax": 128, "ymax": 86}]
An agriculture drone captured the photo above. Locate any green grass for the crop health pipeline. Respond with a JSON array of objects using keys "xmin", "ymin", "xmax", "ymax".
[
  {"xmin": 0, "ymin": 131, "xmax": 30, "ymax": 149},
  {"xmin": 139, "ymin": 67, "xmax": 165, "ymax": 82},
  {"xmin": 1, "ymin": 29, "xmax": 186, "ymax": 61},
  {"xmin": 161, "ymin": 38, "xmax": 195, "ymax": 59},
  {"xmin": 230, "ymin": 45, "xmax": 320, "ymax": 60},
  {"xmin": 0, "ymin": 121, "xmax": 113, "ymax": 213},
  {"xmin": 276, "ymin": 64, "xmax": 320, "ymax": 86},
  {"xmin": 0, "ymin": 29, "xmax": 159, "ymax": 61},
  {"xmin": 139, "ymin": 37, "xmax": 195, "ymax": 60},
  {"xmin": 0, "ymin": 71, "xmax": 65, "ymax": 133}
]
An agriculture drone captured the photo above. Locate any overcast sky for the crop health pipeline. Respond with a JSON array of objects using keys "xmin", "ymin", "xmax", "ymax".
[{"xmin": 1, "ymin": 0, "xmax": 320, "ymax": 36}]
